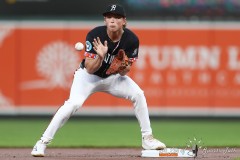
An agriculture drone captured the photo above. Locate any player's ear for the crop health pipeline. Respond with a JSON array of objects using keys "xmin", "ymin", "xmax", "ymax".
[
  {"xmin": 123, "ymin": 18, "xmax": 127, "ymax": 28},
  {"xmin": 104, "ymin": 17, "xmax": 107, "ymax": 25}
]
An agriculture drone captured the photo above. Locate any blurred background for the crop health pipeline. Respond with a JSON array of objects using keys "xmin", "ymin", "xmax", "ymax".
[
  {"xmin": 0, "ymin": 0, "xmax": 240, "ymax": 150},
  {"xmin": 1, "ymin": 0, "xmax": 240, "ymax": 20},
  {"xmin": 0, "ymin": 0, "xmax": 240, "ymax": 117}
]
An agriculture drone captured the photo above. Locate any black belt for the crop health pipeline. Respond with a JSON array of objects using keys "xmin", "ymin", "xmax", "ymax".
[{"xmin": 80, "ymin": 63, "xmax": 85, "ymax": 69}]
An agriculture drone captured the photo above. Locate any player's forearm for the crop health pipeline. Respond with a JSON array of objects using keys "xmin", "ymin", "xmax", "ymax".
[{"xmin": 85, "ymin": 57, "xmax": 104, "ymax": 74}]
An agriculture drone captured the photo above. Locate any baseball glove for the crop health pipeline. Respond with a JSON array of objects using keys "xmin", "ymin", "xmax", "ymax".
[{"xmin": 106, "ymin": 49, "xmax": 129, "ymax": 75}]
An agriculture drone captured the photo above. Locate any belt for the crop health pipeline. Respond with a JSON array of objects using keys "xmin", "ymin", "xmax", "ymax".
[{"xmin": 80, "ymin": 63, "xmax": 85, "ymax": 69}]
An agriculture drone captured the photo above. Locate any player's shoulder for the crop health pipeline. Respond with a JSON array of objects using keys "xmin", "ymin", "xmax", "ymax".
[
  {"xmin": 123, "ymin": 28, "xmax": 139, "ymax": 42},
  {"xmin": 88, "ymin": 26, "xmax": 106, "ymax": 36}
]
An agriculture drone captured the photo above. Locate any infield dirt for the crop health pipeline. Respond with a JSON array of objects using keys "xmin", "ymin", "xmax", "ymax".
[{"xmin": 0, "ymin": 148, "xmax": 239, "ymax": 160}]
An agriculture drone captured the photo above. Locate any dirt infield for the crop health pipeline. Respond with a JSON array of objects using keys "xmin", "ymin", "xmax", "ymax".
[{"xmin": 0, "ymin": 148, "xmax": 239, "ymax": 160}]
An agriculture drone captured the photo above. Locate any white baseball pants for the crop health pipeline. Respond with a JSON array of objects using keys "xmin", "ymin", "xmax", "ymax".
[{"xmin": 41, "ymin": 68, "xmax": 152, "ymax": 142}]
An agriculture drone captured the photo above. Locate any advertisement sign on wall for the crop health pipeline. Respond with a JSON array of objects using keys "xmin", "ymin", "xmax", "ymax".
[{"xmin": 0, "ymin": 21, "xmax": 240, "ymax": 115}]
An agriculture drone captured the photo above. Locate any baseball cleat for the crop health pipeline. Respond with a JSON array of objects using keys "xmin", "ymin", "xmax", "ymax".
[
  {"xmin": 142, "ymin": 134, "xmax": 166, "ymax": 150},
  {"xmin": 31, "ymin": 140, "xmax": 47, "ymax": 157}
]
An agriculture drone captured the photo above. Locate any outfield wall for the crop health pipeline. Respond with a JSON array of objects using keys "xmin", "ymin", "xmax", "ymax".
[{"xmin": 0, "ymin": 20, "xmax": 240, "ymax": 116}]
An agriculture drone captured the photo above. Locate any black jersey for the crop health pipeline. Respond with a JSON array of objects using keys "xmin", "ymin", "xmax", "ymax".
[{"xmin": 81, "ymin": 26, "xmax": 139, "ymax": 78}]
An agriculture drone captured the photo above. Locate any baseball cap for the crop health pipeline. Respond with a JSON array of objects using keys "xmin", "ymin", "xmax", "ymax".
[{"xmin": 103, "ymin": 4, "xmax": 126, "ymax": 17}]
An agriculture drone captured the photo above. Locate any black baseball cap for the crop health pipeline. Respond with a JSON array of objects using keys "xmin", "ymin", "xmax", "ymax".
[{"xmin": 103, "ymin": 4, "xmax": 126, "ymax": 17}]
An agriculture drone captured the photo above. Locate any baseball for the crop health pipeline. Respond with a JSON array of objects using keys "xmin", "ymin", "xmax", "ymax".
[{"xmin": 75, "ymin": 42, "xmax": 84, "ymax": 51}]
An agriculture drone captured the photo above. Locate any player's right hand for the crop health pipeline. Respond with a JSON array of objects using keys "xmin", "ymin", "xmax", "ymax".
[{"xmin": 92, "ymin": 37, "xmax": 108, "ymax": 59}]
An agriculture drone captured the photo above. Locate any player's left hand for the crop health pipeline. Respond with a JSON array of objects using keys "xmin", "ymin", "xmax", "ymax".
[{"xmin": 106, "ymin": 49, "xmax": 130, "ymax": 75}]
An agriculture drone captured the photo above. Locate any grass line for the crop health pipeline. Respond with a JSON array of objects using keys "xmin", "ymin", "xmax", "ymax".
[{"xmin": 0, "ymin": 118, "xmax": 239, "ymax": 148}]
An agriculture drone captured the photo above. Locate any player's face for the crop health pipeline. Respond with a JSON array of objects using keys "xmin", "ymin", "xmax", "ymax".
[{"xmin": 104, "ymin": 13, "xmax": 126, "ymax": 32}]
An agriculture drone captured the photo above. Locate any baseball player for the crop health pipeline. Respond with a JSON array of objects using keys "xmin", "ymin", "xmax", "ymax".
[{"xmin": 31, "ymin": 4, "xmax": 166, "ymax": 157}]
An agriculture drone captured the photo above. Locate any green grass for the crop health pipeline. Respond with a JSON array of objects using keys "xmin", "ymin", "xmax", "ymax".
[{"xmin": 0, "ymin": 118, "xmax": 239, "ymax": 148}]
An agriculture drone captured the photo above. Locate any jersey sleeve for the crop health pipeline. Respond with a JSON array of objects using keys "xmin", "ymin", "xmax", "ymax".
[
  {"xmin": 125, "ymin": 38, "xmax": 139, "ymax": 63},
  {"xmin": 84, "ymin": 32, "xmax": 98, "ymax": 59}
]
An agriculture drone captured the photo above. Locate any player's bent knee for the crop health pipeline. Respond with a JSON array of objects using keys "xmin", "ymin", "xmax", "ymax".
[
  {"xmin": 64, "ymin": 100, "xmax": 84, "ymax": 112},
  {"xmin": 131, "ymin": 90, "xmax": 146, "ymax": 103}
]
